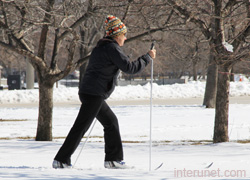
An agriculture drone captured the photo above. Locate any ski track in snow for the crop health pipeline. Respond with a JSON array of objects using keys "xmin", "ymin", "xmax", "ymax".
[{"xmin": 0, "ymin": 141, "xmax": 250, "ymax": 179}]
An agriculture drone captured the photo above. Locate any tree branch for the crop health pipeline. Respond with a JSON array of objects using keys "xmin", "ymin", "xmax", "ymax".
[
  {"xmin": 57, "ymin": 8, "xmax": 97, "ymax": 42},
  {"xmin": 37, "ymin": 0, "xmax": 55, "ymax": 59},
  {"xmin": 122, "ymin": 0, "xmax": 133, "ymax": 21},
  {"xmin": 53, "ymin": 31, "xmax": 79, "ymax": 81},
  {"xmin": 50, "ymin": 8, "xmax": 97, "ymax": 70},
  {"xmin": 166, "ymin": 0, "xmax": 211, "ymax": 40},
  {"xmin": 223, "ymin": 0, "xmax": 237, "ymax": 13},
  {"xmin": 50, "ymin": 28, "xmax": 59, "ymax": 70},
  {"xmin": 0, "ymin": 0, "xmax": 13, "ymax": 46},
  {"xmin": 75, "ymin": 54, "xmax": 90, "ymax": 69},
  {"xmin": 125, "ymin": 26, "xmax": 169, "ymax": 43},
  {"xmin": 0, "ymin": 40, "xmax": 47, "ymax": 70},
  {"xmin": 232, "ymin": 0, "xmax": 250, "ymax": 51}
]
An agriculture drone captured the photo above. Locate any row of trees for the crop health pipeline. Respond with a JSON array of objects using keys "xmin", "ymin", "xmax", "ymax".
[{"xmin": 0, "ymin": 0, "xmax": 250, "ymax": 142}]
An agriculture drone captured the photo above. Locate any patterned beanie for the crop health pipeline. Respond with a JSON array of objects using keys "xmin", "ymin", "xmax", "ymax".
[{"xmin": 105, "ymin": 15, "xmax": 127, "ymax": 38}]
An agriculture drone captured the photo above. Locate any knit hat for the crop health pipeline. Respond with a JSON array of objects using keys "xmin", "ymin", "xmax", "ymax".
[{"xmin": 105, "ymin": 15, "xmax": 127, "ymax": 38}]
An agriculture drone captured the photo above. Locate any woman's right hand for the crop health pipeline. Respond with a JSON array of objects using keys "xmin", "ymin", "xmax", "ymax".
[{"xmin": 148, "ymin": 49, "xmax": 156, "ymax": 59}]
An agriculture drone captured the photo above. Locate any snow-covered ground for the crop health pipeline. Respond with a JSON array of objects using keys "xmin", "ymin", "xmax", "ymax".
[
  {"xmin": 0, "ymin": 80, "xmax": 250, "ymax": 104},
  {"xmin": 0, "ymin": 81, "xmax": 250, "ymax": 179}
]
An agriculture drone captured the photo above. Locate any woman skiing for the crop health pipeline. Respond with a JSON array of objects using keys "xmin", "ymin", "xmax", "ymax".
[{"xmin": 53, "ymin": 14, "xmax": 156, "ymax": 169}]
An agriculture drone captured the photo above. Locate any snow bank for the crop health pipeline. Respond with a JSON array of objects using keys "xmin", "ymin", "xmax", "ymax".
[{"xmin": 0, "ymin": 81, "xmax": 250, "ymax": 104}]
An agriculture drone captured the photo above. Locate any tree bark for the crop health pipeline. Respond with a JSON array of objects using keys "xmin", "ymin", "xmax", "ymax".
[
  {"xmin": 79, "ymin": 29, "xmax": 88, "ymax": 85},
  {"xmin": 213, "ymin": 65, "xmax": 231, "ymax": 143},
  {"xmin": 36, "ymin": 81, "xmax": 54, "ymax": 141},
  {"xmin": 192, "ymin": 60, "xmax": 198, "ymax": 81},
  {"xmin": 230, "ymin": 67, "xmax": 234, "ymax": 82},
  {"xmin": 203, "ymin": 50, "xmax": 218, "ymax": 108}
]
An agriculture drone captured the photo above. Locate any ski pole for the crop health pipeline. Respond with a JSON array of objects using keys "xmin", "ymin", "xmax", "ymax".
[
  {"xmin": 149, "ymin": 41, "xmax": 155, "ymax": 171},
  {"xmin": 73, "ymin": 118, "xmax": 98, "ymax": 167}
]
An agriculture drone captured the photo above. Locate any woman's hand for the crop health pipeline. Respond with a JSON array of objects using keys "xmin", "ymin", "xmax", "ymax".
[{"xmin": 148, "ymin": 49, "xmax": 156, "ymax": 59}]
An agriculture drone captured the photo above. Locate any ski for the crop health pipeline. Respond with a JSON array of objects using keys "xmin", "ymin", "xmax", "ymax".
[
  {"xmin": 205, "ymin": 162, "xmax": 213, "ymax": 169},
  {"xmin": 154, "ymin": 163, "xmax": 163, "ymax": 170}
]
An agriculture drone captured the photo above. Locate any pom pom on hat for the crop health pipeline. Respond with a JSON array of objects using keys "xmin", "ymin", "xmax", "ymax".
[{"xmin": 105, "ymin": 15, "xmax": 127, "ymax": 38}]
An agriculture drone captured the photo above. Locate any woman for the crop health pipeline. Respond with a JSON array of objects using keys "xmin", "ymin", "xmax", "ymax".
[{"xmin": 53, "ymin": 15, "xmax": 156, "ymax": 169}]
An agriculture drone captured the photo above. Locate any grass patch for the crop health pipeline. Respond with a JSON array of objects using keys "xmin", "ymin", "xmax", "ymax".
[
  {"xmin": 237, "ymin": 140, "xmax": 250, "ymax": 144},
  {"xmin": 0, "ymin": 136, "xmax": 34, "ymax": 140},
  {"xmin": 122, "ymin": 140, "xmax": 146, "ymax": 143},
  {"xmin": 185, "ymin": 140, "xmax": 213, "ymax": 145},
  {"xmin": 0, "ymin": 119, "xmax": 28, "ymax": 122},
  {"xmin": 1, "ymin": 136, "xmax": 249, "ymax": 145}
]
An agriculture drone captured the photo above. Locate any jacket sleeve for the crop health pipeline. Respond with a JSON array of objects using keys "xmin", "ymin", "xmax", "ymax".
[{"xmin": 107, "ymin": 43, "xmax": 152, "ymax": 74}]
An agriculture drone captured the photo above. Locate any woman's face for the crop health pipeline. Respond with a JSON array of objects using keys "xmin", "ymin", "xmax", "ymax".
[{"xmin": 114, "ymin": 33, "xmax": 127, "ymax": 46}]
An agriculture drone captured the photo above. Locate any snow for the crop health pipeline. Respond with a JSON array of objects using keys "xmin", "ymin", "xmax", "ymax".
[
  {"xmin": 0, "ymin": 80, "xmax": 250, "ymax": 104},
  {"xmin": 223, "ymin": 41, "xmax": 234, "ymax": 52},
  {"xmin": 0, "ymin": 80, "xmax": 250, "ymax": 179}
]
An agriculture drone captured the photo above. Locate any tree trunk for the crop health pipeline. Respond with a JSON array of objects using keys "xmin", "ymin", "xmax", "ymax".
[
  {"xmin": 36, "ymin": 82, "xmax": 54, "ymax": 141},
  {"xmin": 193, "ymin": 60, "xmax": 198, "ymax": 81},
  {"xmin": 203, "ymin": 50, "xmax": 218, "ymax": 108},
  {"xmin": 213, "ymin": 65, "xmax": 231, "ymax": 143},
  {"xmin": 230, "ymin": 66, "xmax": 234, "ymax": 82}
]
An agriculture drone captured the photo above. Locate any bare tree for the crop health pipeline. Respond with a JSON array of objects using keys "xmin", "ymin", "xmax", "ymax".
[
  {"xmin": 163, "ymin": 28, "xmax": 209, "ymax": 80},
  {"xmin": 0, "ymin": 49, "xmax": 26, "ymax": 76},
  {"xmin": 166, "ymin": 0, "xmax": 250, "ymax": 143},
  {"xmin": 0, "ymin": 0, "xmax": 176, "ymax": 141},
  {"xmin": 0, "ymin": 0, "xmax": 97, "ymax": 140},
  {"xmin": 6, "ymin": 0, "xmax": 250, "ymax": 143}
]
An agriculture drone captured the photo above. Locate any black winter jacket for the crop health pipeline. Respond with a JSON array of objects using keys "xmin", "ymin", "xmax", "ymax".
[{"xmin": 79, "ymin": 37, "xmax": 152, "ymax": 99}]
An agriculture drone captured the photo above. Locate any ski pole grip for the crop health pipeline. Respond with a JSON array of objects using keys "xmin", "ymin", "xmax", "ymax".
[{"xmin": 150, "ymin": 41, "xmax": 155, "ymax": 50}]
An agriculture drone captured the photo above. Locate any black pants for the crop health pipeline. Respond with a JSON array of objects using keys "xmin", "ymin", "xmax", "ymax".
[{"xmin": 54, "ymin": 94, "xmax": 123, "ymax": 165}]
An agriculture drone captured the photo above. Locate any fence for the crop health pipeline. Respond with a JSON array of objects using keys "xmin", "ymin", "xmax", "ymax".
[{"xmin": 117, "ymin": 78, "xmax": 187, "ymax": 86}]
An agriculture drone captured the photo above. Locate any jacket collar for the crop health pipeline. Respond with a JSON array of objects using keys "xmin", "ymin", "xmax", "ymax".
[{"xmin": 96, "ymin": 36, "xmax": 118, "ymax": 47}]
